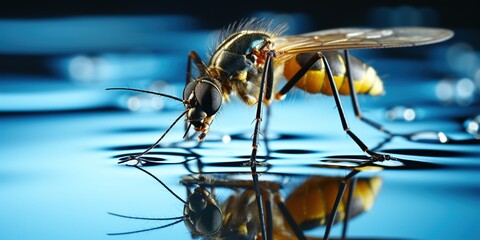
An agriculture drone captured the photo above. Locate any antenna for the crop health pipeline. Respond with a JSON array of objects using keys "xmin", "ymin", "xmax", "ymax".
[{"xmin": 106, "ymin": 87, "xmax": 184, "ymax": 102}]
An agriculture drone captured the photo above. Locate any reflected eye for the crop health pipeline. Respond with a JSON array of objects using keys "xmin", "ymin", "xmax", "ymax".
[
  {"xmin": 183, "ymin": 81, "xmax": 197, "ymax": 100},
  {"xmin": 195, "ymin": 204, "xmax": 222, "ymax": 235},
  {"xmin": 189, "ymin": 191, "xmax": 207, "ymax": 212},
  {"xmin": 195, "ymin": 80, "xmax": 222, "ymax": 116}
]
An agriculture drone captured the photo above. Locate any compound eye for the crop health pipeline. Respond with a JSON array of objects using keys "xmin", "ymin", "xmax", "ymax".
[
  {"xmin": 194, "ymin": 80, "xmax": 222, "ymax": 116},
  {"xmin": 246, "ymin": 53, "xmax": 257, "ymax": 63},
  {"xmin": 183, "ymin": 81, "xmax": 197, "ymax": 100}
]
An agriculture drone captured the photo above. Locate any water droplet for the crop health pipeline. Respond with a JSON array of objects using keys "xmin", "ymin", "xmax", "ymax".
[
  {"xmin": 464, "ymin": 115, "xmax": 480, "ymax": 139},
  {"xmin": 127, "ymin": 96, "xmax": 141, "ymax": 111},
  {"xmin": 435, "ymin": 79, "xmax": 454, "ymax": 103},
  {"xmin": 455, "ymin": 78, "xmax": 475, "ymax": 106},
  {"xmin": 222, "ymin": 134, "xmax": 232, "ymax": 144},
  {"xmin": 386, "ymin": 106, "xmax": 416, "ymax": 121},
  {"xmin": 438, "ymin": 132, "xmax": 449, "ymax": 143}
]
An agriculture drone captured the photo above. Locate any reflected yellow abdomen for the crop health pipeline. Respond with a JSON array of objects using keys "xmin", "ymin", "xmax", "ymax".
[{"xmin": 284, "ymin": 176, "xmax": 382, "ymax": 230}]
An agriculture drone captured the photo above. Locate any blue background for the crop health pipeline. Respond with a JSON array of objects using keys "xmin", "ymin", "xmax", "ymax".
[{"xmin": 1, "ymin": 1, "xmax": 479, "ymax": 239}]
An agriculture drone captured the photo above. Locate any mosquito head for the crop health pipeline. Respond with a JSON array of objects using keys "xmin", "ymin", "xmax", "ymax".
[
  {"xmin": 183, "ymin": 186, "xmax": 222, "ymax": 236},
  {"xmin": 183, "ymin": 77, "xmax": 223, "ymax": 140}
]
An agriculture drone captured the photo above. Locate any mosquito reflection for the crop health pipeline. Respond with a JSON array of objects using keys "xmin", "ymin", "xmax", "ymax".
[{"xmin": 108, "ymin": 166, "xmax": 382, "ymax": 240}]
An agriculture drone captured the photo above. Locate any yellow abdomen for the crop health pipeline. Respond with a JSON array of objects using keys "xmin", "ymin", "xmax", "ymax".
[{"xmin": 283, "ymin": 51, "xmax": 384, "ymax": 96}]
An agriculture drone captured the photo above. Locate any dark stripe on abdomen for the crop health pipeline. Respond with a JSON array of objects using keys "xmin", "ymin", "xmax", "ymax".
[{"xmin": 283, "ymin": 51, "xmax": 384, "ymax": 96}]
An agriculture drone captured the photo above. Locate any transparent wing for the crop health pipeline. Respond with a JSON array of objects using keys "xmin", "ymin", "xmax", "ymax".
[{"xmin": 273, "ymin": 27, "xmax": 454, "ymax": 59}]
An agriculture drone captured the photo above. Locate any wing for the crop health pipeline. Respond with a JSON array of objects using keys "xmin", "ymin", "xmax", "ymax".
[{"xmin": 273, "ymin": 27, "xmax": 454, "ymax": 59}]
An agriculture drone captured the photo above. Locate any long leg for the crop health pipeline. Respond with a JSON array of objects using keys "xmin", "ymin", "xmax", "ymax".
[
  {"xmin": 262, "ymin": 55, "xmax": 274, "ymax": 158},
  {"xmin": 277, "ymin": 52, "xmax": 390, "ymax": 161},
  {"xmin": 262, "ymin": 106, "xmax": 272, "ymax": 158},
  {"xmin": 249, "ymin": 50, "xmax": 275, "ymax": 240},
  {"xmin": 186, "ymin": 51, "xmax": 209, "ymax": 82},
  {"xmin": 322, "ymin": 54, "xmax": 390, "ymax": 161},
  {"xmin": 343, "ymin": 50, "xmax": 392, "ymax": 136}
]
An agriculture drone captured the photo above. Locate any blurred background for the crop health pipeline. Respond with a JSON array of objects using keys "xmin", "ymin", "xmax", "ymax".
[
  {"xmin": 0, "ymin": 1, "xmax": 478, "ymax": 112},
  {"xmin": 1, "ymin": 1, "xmax": 479, "ymax": 240}
]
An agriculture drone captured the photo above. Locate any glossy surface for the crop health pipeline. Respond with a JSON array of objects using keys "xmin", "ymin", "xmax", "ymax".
[
  {"xmin": 2, "ymin": 78, "xmax": 480, "ymax": 239},
  {"xmin": 1, "ymin": 15, "xmax": 479, "ymax": 240}
]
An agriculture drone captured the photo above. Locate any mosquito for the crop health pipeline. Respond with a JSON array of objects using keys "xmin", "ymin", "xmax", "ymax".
[{"xmin": 107, "ymin": 18, "xmax": 453, "ymax": 239}]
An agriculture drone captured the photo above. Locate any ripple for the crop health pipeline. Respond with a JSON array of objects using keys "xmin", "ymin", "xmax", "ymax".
[
  {"xmin": 229, "ymin": 131, "xmax": 317, "ymax": 141},
  {"xmin": 273, "ymin": 149, "xmax": 320, "ymax": 154},
  {"xmin": 382, "ymin": 148, "xmax": 477, "ymax": 157}
]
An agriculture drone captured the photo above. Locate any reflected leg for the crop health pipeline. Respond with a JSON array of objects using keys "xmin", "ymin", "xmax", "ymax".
[
  {"xmin": 323, "ymin": 170, "xmax": 359, "ymax": 240},
  {"xmin": 341, "ymin": 177, "xmax": 357, "ymax": 240},
  {"xmin": 275, "ymin": 194, "xmax": 307, "ymax": 240}
]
